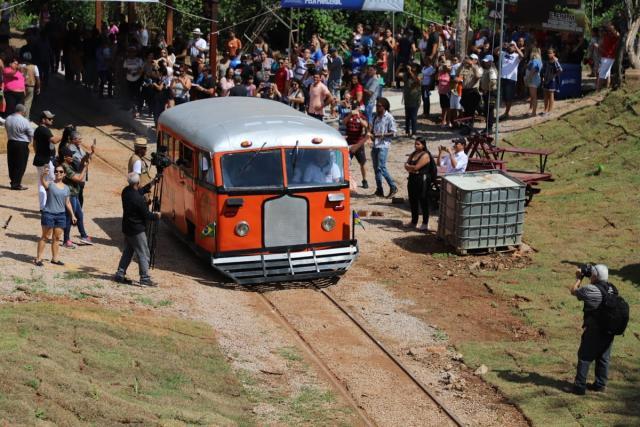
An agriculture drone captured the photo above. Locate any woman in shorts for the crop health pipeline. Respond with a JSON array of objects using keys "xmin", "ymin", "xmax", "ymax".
[
  {"xmin": 436, "ymin": 61, "xmax": 451, "ymax": 127},
  {"xmin": 525, "ymin": 48, "xmax": 543, "ymax": 116},
  {"xmin": 35, "ymin": 165, "xmax": 76, "ymax": 266},
  {"xmin": 541, "ymin": 48, "xmax": 563, "ymax": 117}
]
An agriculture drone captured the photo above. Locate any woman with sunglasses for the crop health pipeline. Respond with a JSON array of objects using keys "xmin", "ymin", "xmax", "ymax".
[{"xmin": 35, "ymin": 166, "xmax": 76, "ymax": 266}]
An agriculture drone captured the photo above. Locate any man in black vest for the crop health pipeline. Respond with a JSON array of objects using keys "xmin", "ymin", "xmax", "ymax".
[{"xmin": 569, "ymin": 264, "xmax": 614, "ymax": 395}]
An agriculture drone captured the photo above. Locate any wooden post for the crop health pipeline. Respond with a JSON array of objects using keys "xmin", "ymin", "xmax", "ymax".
[
  {"xmin": 166, "ymin": 0, "xmax": 174, "ymax": 46},
  {"xmin": 95, "ymin": 0, "xmax": 103, "ymax": 33},
  {"xmin": 128, "ymin": 3, "xmax": 136, "ymax": 25},
  {"xmin": 209, "ymin": 0, "xmax": 219, "ymax": 70}
]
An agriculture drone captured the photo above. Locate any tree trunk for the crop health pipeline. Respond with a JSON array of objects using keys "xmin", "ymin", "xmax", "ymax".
[{"xmin": 625, "ymin": 17, "xmax": 640, "ymax": 69}]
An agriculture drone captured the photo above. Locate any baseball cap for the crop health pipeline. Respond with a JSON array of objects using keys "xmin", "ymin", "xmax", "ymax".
[
  {"xmin": 481, "ymin": 55, "xmax": 494, "ymax": 63},
  {"xmin": 329, "ymin": 47, "xmax": 337, "ymax": 53},
  {"xmin": 469, "ymin": 53, "xmax": 479, "ymax": 60},
  {"xmin": 41, "ymin": 110, "xmax": 55, "ymax": 119}
]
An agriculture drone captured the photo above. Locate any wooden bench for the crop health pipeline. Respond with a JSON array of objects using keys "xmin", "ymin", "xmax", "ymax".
[{"xmin": 497, "ymin": 146, "xmax": 554, "ymax": 174}]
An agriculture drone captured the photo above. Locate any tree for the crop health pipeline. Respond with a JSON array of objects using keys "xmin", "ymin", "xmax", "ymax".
[{"xmin": 622, "ymin": 0, "xmax": 640, "ymax": 69}]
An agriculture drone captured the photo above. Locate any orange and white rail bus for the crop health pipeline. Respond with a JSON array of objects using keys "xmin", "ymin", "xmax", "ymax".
[{"xmin": 157, "ymin": 97, "xmax": 358, "ymax": 284}]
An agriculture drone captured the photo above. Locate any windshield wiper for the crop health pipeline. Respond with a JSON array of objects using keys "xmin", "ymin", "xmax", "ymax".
[
  {"xmin": 291, "ymin": 140, "xmax": 300, "ymax": 173},
  {"xmin": 239, "ymin": 142, "xmax": 268, "ymax": 174}
]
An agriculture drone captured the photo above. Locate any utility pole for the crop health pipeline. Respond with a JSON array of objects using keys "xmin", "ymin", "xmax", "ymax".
[
  {"xmin": 494, "ymin": 0, "xmax": 505, "ymax": 146},
  {"xmin": 95, "ymin": 1, "xmax": 103, "ymax": 33},
  {"xmin": 456, "ymin": 0, "xmax": 468, "ymax": 57},
  {"xmin": 166, "ymin": 0, "xmax": 174, "ymax": 46},
  {"xmin": 209, "ymin": 0, "xmax": 219, "ymax": 71}
]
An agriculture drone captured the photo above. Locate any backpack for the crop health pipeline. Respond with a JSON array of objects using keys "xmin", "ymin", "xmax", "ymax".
[{"xmin": 594, "ymin": 281, "xmax": 630, "ymax": 336}]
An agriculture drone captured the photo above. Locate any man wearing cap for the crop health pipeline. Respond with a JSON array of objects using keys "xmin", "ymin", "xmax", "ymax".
[
  {"xmin": 33, "ymin": 110, "xmax": 61, "ymax": 208},
  {"xmin": 114, "ymin": 172, "xmax": 161, "ymax": 287},
  {"xmin": 457, "ymin": 55, "xmax": 483, "ymax": 122},
  {"xmin": 5, "ymin": 104, "xmax": 34, "ymax": 190},
  {"xmin": 438, "ymin": 139, "xmax": 468, "ymax": 174},
  {"xmin": 128, "ymin": 140, "xmax": 152, "ymax": 188},
  {"xmin": 479, "ymin": 55, "xmax": 498, "ymax": 134},
  {"xmin": 189, "ymin": 28, "xmax": 208, "ymax": 78}
]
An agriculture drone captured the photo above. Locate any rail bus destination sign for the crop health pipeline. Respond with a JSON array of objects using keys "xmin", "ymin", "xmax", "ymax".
[{"xmin": 280, "ymin": 0, "xmax": 404, "ymax": 12}]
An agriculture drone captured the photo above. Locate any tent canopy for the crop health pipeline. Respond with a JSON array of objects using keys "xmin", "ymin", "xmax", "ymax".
[{"xmin": 280, "ymin": 0, "xmax": 404, "ymax": 12}]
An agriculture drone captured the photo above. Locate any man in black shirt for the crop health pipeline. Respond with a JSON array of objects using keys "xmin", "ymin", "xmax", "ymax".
[
  {"xmin": 425, "ymin": 23, "xmax": 440, "ymax": 62},
  {"xmin": 229, "ymin": 75, "xmax": 248, "ymax": 97},
  {"xmin": 33, "ymin": 110, "xmax": 61, "ymax": 210},
  {"xmin": 114, "ymin": 172, "xmax": 160, "ymax": 286}
]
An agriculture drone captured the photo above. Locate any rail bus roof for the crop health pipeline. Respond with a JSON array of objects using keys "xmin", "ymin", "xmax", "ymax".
[{"xmin": 158, "ymin": 97, "xmax": 348, "ymax": 153}]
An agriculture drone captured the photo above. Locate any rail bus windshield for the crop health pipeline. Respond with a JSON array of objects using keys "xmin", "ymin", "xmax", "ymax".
[
  {"xmin": 286, "ymin": 149, "xmax": 345, "ymax": 188},
  {"xmin": 221, "ymin": 148, "xmax": 345, "ymax": 190},
  {"xmin": 221, "ymin": 150, "xmax": 284, "ymax": 190}
]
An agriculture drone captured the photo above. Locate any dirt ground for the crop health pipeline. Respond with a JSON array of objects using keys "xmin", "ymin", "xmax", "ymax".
[{"xmin": 0, "ymin": 72, "xmax": 606, "ymax": 425}]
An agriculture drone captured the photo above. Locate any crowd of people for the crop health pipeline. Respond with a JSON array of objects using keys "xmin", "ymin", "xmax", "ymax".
[{"xmin": 0, "ymin": 10, "xmax": 622, "ymax": 275}]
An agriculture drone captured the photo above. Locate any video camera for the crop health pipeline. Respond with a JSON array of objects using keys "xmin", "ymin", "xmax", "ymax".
[{"xmin": 150, "ymin": 145, "xmax": 172, "ymax": 173}]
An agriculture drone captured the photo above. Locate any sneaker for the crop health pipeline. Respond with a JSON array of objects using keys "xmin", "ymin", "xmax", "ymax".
[
  {"xmin": 51, "ymin": 260, "xmax": 65, "ymax": 266},
  {"xmin": 571, "ymin": 385, "xmax": 586, "ymax": 396},
  {"xmin": 78, "ymin": 236, "xmax": 94, "ymax": 246},
  {"xmin": 386, "ymin": 187, "xmax": 398, "ymax": 198},
  {"xmin": 374, "ymin": 189, "xmax": 384, "ymax": 197},
  {"xmin": 113, "ymin": 275, "xmax": 133, "ymax": 284},
  {"xmin": 418, "ymin": 223, "xmax": 429, "ymax": 231},
  {"xmin": 404, "ymin": 221, "xmax": 418, "ymax": 228},
  {"xmin": 139, "ymin": 278, "xmax": 158, "ymax": 287},
  {"xmin": 63, "ymin": 240, "xmax": 76, "ymax": 249},
  {"xmin": 34, "ymin": 260, "xmax": 44, "ymax": 267},
  {"xmin": 587, "ymin": 383, "xmax": 606, "ymax": 392},
  {"xmin": 361, "ymin": 180, "xmax": 369, "ymax": 189}
]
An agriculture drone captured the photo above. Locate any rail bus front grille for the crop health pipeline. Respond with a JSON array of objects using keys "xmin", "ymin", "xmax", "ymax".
[
  {"xmin": 212, "ymin": 245, "xmax": 359, "ymax": 284},
  {"xmin": 263, "ymin": 195, "xmax": 308, "ymax": 247}
]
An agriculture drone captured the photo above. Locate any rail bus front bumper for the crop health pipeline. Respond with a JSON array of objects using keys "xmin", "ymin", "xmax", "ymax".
[{"xmin": 211, "ymin": 241, "xmax": 358, "ymax": 284}]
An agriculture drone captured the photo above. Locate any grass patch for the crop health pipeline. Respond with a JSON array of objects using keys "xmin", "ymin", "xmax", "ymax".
[
  {"xmin": 460, "ymin": 85, "xmax": 640, "ymax": 426},
  {"xmin": 62, "ymin": 271, "xmax": 91, "ymax": 280},
  {"xmin": 135, "ymin": 296, "xmax": 174, "ymax": 308},
  {"xmin": 0, "ymin": 301, "xmax": 254, "ymax": 425},
  {"xmin": 278, "ymin": 346, "xmax": 303, "ymax": 362}
]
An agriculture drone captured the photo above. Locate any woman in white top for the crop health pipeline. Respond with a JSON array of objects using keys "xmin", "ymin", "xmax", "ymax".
[
  {"xmin": 219, "ymin": 67, "xmax": 235, "ymax": 97},
  {"xmin": 420, "ymin": 57, "xmax": 436, "ymax": 118}
]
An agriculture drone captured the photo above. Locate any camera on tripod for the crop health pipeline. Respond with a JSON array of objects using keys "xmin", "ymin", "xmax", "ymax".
[{"xmin": 150, "ymin": 146, "xmax": 172, "ymax": 173}]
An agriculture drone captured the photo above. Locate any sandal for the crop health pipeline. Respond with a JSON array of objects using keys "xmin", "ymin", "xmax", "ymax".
[
  {"xmin": 51, "ymin": 260, "xmax": 65, "ymax": 266},
  {"xmin": 34, "ymin": 260, "xmax": 44, "ymax": 267}
]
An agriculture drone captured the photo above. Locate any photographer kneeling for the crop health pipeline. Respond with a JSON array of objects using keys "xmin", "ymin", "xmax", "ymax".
[
  {"xmin": 569, "ymin": 264, "xmax": 617, "ymax": 395},
  {"xmin": 113, "ymin": 172, "xmax": 160, "ymax": 287}
]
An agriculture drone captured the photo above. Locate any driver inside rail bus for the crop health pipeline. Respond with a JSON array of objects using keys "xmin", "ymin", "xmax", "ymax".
[{"xmin": 301, "ymin": 150, "xmax": 342, "ymax": 185}]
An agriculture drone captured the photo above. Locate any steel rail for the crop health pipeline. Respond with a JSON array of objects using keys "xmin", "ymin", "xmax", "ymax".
[{"xmin": 314, "ymin": 284, "xmax": 466, "ymax": 427}]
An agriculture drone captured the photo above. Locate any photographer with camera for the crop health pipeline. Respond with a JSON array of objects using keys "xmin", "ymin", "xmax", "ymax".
[
  {"xmin": 569, "ymin": 264, "xmax": 629, "ymax": 395},
  {"xmin": 128, "ymin": 141, "xmax": 152, "ymax": 188},
  {"xmin": 113, "ymin": 172, "xmax": 161, "ymax": 287}
]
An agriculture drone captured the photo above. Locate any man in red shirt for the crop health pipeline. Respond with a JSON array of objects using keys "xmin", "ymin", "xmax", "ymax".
[
  {"xmin": 343, "ymin": 100, "xmax": 369, "ymax": 188},
  {"xmin": 597, "ymin": 23, "xmax": 620, "ymax": 91},
  {"xmin": 274, "ymin": 57, "xmax": 291, "ymax": 94},
  {"xmin": 307, "ymin": 71, "xmax": 334, "ymax": 121}
]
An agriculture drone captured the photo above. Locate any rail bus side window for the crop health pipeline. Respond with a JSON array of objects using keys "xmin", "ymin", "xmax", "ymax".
[
  {"xmin": 178, "ymin": 142, "xmax": 194, "ymax": 176},
  {"xmin": 198, "ymin": 152, "xmax": 214, "ymax": 185}
]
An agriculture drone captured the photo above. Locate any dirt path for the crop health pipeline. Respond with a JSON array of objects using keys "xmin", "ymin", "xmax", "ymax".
[{"xmin": 2, "ymin": 74, "xmax": 609, "ymax": 425}]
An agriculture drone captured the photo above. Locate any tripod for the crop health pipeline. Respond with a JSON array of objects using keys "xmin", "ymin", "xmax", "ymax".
[{"xmin": 147, "ymin": 172, "xmax": 164, "ymax": 269}]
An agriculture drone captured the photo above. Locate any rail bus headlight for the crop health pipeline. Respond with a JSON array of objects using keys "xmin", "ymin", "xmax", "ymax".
[
  {"xmin": 321, "ymin": 216, "xmax": 336, "ymax": 232},
  {"xmin": 235, "ymin": 221, "xmax": 250, "ymax": 237}
]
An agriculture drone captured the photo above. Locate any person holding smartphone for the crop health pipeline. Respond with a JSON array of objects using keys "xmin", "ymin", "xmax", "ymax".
[{"xmin": 438, "ymin": 140, "xmax": 468, "ymax": 174}]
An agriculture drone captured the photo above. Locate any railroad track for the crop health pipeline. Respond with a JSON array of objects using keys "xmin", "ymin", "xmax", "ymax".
[{"xmin": 53, "ymin": 91, "xmax": 465, "ymax": 427}]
